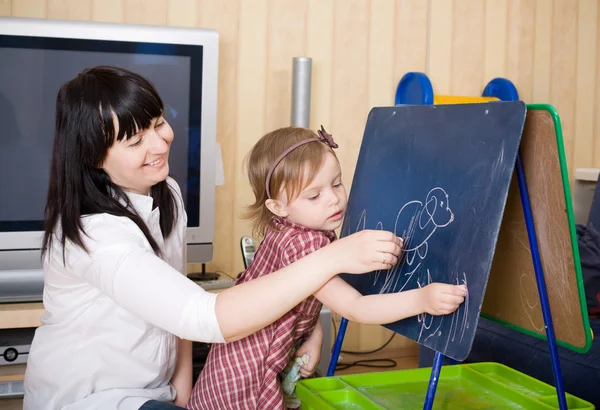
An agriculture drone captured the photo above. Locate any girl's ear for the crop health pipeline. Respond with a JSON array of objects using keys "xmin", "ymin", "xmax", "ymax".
[{"xmin": 265, "ymin": 198, "xmax": 288, "ymax": 218}]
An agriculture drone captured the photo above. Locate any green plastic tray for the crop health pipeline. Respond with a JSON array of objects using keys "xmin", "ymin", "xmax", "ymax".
[{"xmin": 296, "ymin": 362, "xmax": 594, "ymax": 409}]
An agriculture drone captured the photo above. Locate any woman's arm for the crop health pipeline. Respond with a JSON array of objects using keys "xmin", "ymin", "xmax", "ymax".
[
  {"xmin": 314, "ymin": 276, "xmax": 467, "ymax": 324},
  {"xmin": 76, "ymin": 224, "xmax": 401, "ymax": 344},
  {"xmin": 215, "ymin": 230, "xmax": 402, "ymax": 341},
  {"xmin": 171, "ymin": 338, "xmax": 192, "ymax": 407}
]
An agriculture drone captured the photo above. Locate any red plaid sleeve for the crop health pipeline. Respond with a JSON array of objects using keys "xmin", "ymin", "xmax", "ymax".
[{"xmin": 280, "ymin": 230, "xmax": 331, "ymax": 268}]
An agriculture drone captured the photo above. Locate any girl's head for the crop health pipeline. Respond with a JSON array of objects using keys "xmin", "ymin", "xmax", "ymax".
[
  {"xmin": 43, "ymin": 66, "xmax": 177, "ymax": 257},
  {"xmin": 245, "ymin": 127, "xmax": 347, "ymax": 237}
]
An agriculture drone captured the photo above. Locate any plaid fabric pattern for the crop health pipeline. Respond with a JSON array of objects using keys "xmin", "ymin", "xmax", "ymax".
[{"xmin": 187, "ymin": 218, "xmax": 336, "ymax": 410}]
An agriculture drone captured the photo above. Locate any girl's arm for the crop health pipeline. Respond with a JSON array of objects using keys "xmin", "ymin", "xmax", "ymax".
[
  {"xmin": 171, "ymin": 338, "xmax": 193, "ymax": 406},
  {"xmin": 295, "ymin": 318, "xmax": 324, "ymax": 377},
  {"xmin": 314, "ymin": 276, "xmax": 467, "ymax": 324}
]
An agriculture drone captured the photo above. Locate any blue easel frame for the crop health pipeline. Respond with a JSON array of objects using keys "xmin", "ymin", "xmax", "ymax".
[{"xmin": 327, "ymin": 118, "xmax": 568, "ymax": 410}]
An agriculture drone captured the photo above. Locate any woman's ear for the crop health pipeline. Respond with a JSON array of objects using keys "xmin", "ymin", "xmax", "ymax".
[{"xmin": 265, "ymin": 198, "xmax": 288, "ymax": 218}]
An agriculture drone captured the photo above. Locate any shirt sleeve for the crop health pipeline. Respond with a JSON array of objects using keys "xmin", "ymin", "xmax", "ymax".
[
  {"xmin": 280, "ymin": 230, "xmax": 331, "ymax": 268},
  {"xmin": 67, "ymin": 216, "xmax": 225, "ymax": 343}
]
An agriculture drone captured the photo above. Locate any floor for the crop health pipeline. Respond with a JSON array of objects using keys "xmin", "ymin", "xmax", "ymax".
[
  {"xmin": 0, "ymin": 349, "xmax": 419, "ymax": 409},
  {"xmin": 335, "ymin": 352, "xmax": 419, "ymax": 376}
]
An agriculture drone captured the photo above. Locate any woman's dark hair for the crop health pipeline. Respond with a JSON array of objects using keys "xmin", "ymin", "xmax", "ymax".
[{"xmin": 42, "ymin": 66, "xmax": 177, "ymax": 260}]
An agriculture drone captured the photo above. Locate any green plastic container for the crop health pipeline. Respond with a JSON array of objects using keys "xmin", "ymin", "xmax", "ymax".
[{"xmin": 296, "ymin": 362, "xmax": 594, "ymax": 409}]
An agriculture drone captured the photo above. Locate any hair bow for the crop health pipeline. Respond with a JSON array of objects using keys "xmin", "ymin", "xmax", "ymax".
[{"xmin": 317, "ymin": 125, "xmax": 338, "ymax": 149}]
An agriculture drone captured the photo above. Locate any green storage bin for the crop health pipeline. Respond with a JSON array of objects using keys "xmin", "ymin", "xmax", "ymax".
[{"xmin": 296, "ymin": 362, "xmax": 594, "ymax": 409}]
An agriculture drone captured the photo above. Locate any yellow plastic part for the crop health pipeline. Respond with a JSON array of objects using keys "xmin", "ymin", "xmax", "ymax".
[{"xmin": 434, "ymin": 95, "xmax": 499, "ymax": 105}]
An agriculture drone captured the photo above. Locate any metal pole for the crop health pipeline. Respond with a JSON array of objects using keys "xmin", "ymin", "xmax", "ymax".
[
  {"xmin": 515, "ymin": 153, "xmax": 568, "ymax": 410},
  {"xmin": 327, "ymin": 317, "xmax": 348, "ymax": 376},
  {"xmin": 423, "ymin": 352, "xmax": 444, "ymax": 410},
  {"xmin": 291, "ymin": 57, "xmax": 312, "ymax": 127}
]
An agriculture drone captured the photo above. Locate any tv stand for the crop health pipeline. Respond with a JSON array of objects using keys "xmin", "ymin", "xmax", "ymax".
[{"xmin": 187, "ymin": 264, "xmax": 220, "ymax": 282}]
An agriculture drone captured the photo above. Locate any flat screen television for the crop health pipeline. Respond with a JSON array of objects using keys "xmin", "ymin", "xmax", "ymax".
[{"xmin": 0, "ymin": 17, "xmax": 219, "ymax": 302}]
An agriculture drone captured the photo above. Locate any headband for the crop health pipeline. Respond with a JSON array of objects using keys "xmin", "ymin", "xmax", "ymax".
[{"xmin": 265, "ymin": 126, "xmax": 338, "ymax": 199}]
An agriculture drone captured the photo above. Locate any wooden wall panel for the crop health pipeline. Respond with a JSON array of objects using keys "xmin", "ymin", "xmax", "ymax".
[
  {"xmin": 12, "ymin": 0, "xmax": 46, "ymax": 17},
  {"xmin": 368, "ymin": 0, "xmax": 395, "ymax": 109},
  {"xmin": 593, "ymin": 4, "xmax": 600, "ymax": 168},
  {"xmin": 47, "ymin": 0, "xmax": 91, "ymax": 20},
  {"xmin": 91, "ymin": 0, "xmax": 123, "ymax": 23},
  {"xmin": 574, "ymin": 0, "xmax": 598, "ymax": 169},
  {"xmin": 231, "ymin": 0, "xmax": 268, "ymax": 274},
  {"xmin": 167, "ymin": 0, "xmax": 197, "ymax": 27},
  {"xmin": 505, "ymin": 0, "xmax": 535, "ymax": 102},
  {"xmin": 451, "ymin": 0, "xmax": 485, "ymax": 95},
  {"xmin": 428, "ymin": 0, "xmax": 453, "ymax": 93},
  {"xmin": 124, "ymin": 0, "xmax": 167, "ymax": 26},
  {"xmin": 306, "ymin": 0, "xmax": 334, "ymax": 132},
  {"xmin": 265, "ymin": 0, "xmax": 308, "ymax": 132},
  {"xmin": 0, "ymin": 0, "xmax": 9, "ymax": 15},
  {"xmin": 483, "ymin": 0, "xmax": 508, "ymax": 82},
  {"xmin": 393, "ymin": 0, "xmax": 428, "ymax": 81},
  {"xmin": 532, "ymin": 0, "xmax": 553, "ymax": 104},
  {"xmin": 331, "ymin": 0, "xmax": 370, "ymax": 186},
  {"xmin": 549, "ymin": 0, "xmax": 578, "ymax": 170},
  {"xmin": 196, "ymin": 0, "xmax": 240, "ymax": 276}
]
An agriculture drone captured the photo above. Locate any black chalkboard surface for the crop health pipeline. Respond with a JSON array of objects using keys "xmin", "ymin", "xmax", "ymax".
[{"xmin": 340, "ymin": 102, "xmax": 527, "ymax": 361}]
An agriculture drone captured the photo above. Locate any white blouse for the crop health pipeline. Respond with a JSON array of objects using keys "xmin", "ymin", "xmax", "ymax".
[{"xmin": 23, "ymin": 178, "xmax": 224, "ymax": 410}]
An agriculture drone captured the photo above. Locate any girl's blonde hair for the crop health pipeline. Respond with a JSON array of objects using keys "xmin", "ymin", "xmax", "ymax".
[{"xmin": 244, "ymin": 127, "xmax": 338, "ymax": 238}]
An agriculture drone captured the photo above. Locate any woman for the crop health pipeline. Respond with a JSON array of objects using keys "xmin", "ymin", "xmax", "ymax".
[{"xmin": 23, "ymin": 66, "xmax": 402, "ymax": 410}]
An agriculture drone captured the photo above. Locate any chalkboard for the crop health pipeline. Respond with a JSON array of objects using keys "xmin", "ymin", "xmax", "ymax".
[
  {"xmin": 482, "ymin": 106, "xmax": 592, "ymax": 352},
  {"xmin": 341, "ymin": 102, "xmax": 527, "ymax": 361}
]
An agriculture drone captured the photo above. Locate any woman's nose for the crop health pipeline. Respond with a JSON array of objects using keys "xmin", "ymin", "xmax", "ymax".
[{"xmin": 147, "ymin": 130, "xmax": 169, "ymax": 153}]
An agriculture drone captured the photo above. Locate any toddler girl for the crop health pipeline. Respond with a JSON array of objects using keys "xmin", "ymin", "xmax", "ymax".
[{"xmin": 187, "ymin": 126, "xmax": 466, "ymax": 410}]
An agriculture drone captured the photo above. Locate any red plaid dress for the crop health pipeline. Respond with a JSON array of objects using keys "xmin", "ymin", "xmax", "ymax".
[{"xmin": 186, "ymin": 218, "xmax": 336, "ymax": 410}]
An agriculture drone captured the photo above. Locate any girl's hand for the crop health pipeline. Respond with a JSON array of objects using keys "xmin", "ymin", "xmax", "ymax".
[
  {"xmin": 295, "ymin": 339, "xmax": 321, "ymax": 378},
  {"xmin": 328, "ymin": 230, "xmax": 403, "ymax": 274},
  {"xmin": 421, "ymin": 283, "xmax": 467, "ymax": 315},
  {"xmin": 295, "ymin": 319, "xmax": 324, "ymax": 378}
]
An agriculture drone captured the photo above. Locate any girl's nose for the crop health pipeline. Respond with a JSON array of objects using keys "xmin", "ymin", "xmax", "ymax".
[{"xmin": 329, "ymin": 190, "xmax": 340, "ymax": 205}]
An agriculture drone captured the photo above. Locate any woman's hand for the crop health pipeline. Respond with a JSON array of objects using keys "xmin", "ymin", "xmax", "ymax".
[{"xmin": 327, "ymin": 230, "xmax": 403, "ymax": 274}]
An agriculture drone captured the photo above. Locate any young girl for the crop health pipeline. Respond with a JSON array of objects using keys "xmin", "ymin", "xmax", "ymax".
[
  {"xmin": 23, "ymin": 67, "xmax": 403, "ymax": 410},
  {"xmin": 186, "ymin": 127, "xmax": 467, "ymax": 410}
]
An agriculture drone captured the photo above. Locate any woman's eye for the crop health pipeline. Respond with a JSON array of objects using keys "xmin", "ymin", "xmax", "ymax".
[
  {"xmin": 129, "ymin": 139, "xmax": 142, "ymax": 147},
  {"xmin": 308, "ymin": 194, "xmax": 319, "ymax": 200},
  {"xmin": 155, "ymin": 121, "xmax": 165, "ymax": 128}
]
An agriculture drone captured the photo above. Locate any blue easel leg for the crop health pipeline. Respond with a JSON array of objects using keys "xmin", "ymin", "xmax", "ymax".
[
  {"xmin": 423, "ymin": 351, "xmax": 444, "ymax": 410},
  {"xmin": 327, "ymin": 317, "xmax": 349, "ymax": 376},
  {"xmin": 515, "ymin": 153, "xmax": 568, "ymax": 410}
]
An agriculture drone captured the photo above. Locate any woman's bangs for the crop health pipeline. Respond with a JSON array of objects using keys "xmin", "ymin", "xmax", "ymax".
[{"xmin": 100, "ymin": 84, "xmax": 163, "ymax": 142}]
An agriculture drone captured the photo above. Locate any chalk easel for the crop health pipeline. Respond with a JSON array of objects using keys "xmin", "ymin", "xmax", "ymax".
[{"xmin": 327, "ymin": 101, "xmax": 592, "ymax": 409}]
